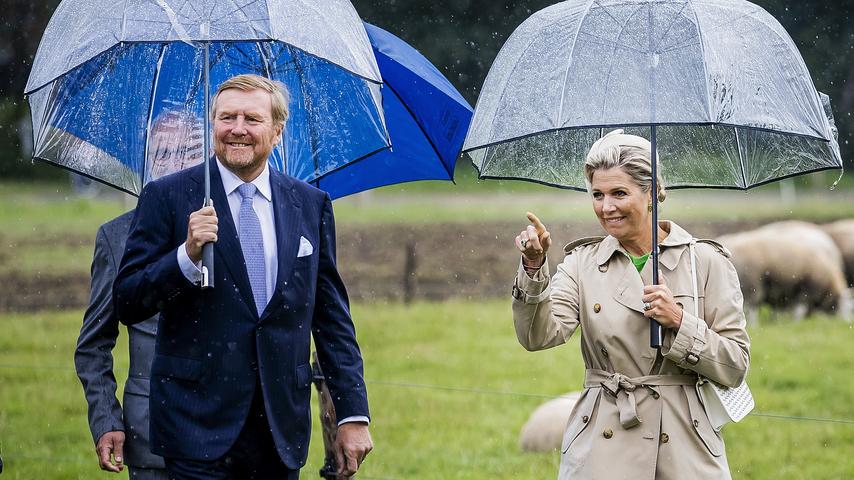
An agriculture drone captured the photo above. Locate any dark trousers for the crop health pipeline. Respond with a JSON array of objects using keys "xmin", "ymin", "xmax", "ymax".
[{"xmin": 164, "ymin": 380, "xmax": 298, "ymax": 480}]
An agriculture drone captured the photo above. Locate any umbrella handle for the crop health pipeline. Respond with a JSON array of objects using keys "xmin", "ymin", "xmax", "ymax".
[{"xmin": 201, "ymin": 242, "xmax": 214, "ymax": 289}]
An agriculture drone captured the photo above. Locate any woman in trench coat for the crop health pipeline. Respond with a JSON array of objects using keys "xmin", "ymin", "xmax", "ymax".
[{"xmin": 512, "ymin": 130, "xmax": 750, "ymax": 479}]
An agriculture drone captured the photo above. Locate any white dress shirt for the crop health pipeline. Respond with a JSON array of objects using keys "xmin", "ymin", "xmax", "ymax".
[{"xmin": 176, "ymin": 158, "xmax": 367, "ymax": 426}]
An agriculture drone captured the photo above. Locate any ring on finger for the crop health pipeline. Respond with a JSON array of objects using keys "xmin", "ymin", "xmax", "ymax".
[
  {"xmin": 643, "ymin": 301, "xmax": 652, "ymax": 311},
  {"xmin": 521, "ymin": 238, "xmax": 528, "ymax": 248}
]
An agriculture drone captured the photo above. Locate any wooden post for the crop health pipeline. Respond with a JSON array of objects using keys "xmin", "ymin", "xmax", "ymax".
[{"xmin": 403, "ymin": 241, "xmax": 417, "ymax": 304}]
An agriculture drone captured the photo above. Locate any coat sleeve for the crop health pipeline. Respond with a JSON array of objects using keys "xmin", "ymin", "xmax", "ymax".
[
  {"xmin": 74, "ymin": 225, "xmax": 124, "ymax": 444},
  {"xmin": 512, "ymin": 252, "xmax": 582, "ymax": 351},
  {"xmin": 114, "ymin": 181, "xmax": 195, "ymax": 325},
  {"xmin": 661, "ymin": 244, "xmax": 750, "ymax": 387},
  {"xmin": 311, "ymin": 194, "xmax": 369, "ymax": 421}
]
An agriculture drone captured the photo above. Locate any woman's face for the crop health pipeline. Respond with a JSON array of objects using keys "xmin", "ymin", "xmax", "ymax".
[{"xmin": 590, "ymin": 167, "xmax": 651, "ymax": 241}]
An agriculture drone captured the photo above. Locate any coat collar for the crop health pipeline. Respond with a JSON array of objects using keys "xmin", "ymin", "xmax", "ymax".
[{"xmin": 595, "ymin": 221, "xmax": 693, "ymax": 271}]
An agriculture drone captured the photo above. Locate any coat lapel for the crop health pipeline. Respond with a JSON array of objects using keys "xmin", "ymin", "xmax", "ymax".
[{"xmin": 260, "ymin": 170, "xmax": 301, "ymax": 320}]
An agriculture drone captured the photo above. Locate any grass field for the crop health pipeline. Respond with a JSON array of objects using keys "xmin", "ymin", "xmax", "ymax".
[{"xmin": 1, "ymin": 303, "xmax": 853, "ymax": 479}]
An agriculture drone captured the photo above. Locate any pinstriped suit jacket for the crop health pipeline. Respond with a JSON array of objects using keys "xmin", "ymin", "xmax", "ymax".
[{"xmin": 113, "ymin": 160, "xmax": 368, "ymax": 468}]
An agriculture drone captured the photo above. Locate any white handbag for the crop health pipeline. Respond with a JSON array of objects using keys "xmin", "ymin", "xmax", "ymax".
[{"xmin": 688, "ymin": 240, "xmax": 754, "ymax": 431}]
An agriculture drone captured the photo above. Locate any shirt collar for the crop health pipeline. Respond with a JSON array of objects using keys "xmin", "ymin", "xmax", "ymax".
[
  {"xmin": 216, "ymin": 157, "xmax": 272, "ymax": 202},
  {"xmin": 595, "ymin": 221, "xmax": 693, "ymax": 267}
]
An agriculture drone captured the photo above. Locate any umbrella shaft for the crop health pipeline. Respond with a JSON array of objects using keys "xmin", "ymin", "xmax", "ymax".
[{"xmin": 650, "ymin": 125, "xmax": 661, "ymax": 348}]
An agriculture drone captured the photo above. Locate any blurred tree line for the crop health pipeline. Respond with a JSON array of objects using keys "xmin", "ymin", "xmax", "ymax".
[{"xmin": 1, "ymin": 0, "xmax": 851, "ymax": 180}]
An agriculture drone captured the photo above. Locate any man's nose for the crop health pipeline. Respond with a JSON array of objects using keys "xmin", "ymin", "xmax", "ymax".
[{"xmin": 232, "ymin": 117, "xmax": 248, "ymax": 134}]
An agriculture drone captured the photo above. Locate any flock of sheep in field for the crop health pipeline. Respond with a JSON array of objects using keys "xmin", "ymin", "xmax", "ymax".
[{"xmin": 517, "ymin": 219, "xmax": 854, "ymax": 453}]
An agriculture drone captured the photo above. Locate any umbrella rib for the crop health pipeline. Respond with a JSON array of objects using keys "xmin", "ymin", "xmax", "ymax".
[
  {"xmin": 598, "ymin": 3, "xmax": 646, "ymax": 119},
  {"xmin": 734, "ymin": 126, "xmax": 748, "ymax": 188},
  {"xmin": 686, "ymin": 0, "xmax": 713, "ymax": 123},
  {"xmin": 142, "ymin": 43, "xmax": 169, "ymax": 185},
  {"xmin": 591, "ymin": 0, "xmax": 648, "ymax": 52},
  {"xmin": 213, "ymin": 0, "xmax": 264, "ymax": 25},
  {"xmin": 576, "ymin": 32, "xmax": 646, "ymax": 54},
  {"xmin": 650, "ymin": 0, "xmax": 691, "ymax": 52},
  {"xmin": 383, "ymin": 76, "xmax": 454, "ymax": 179}
]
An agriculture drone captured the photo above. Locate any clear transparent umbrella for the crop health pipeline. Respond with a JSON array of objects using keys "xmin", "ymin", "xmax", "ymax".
[
  {"xmin": 25, "ymin": 0, "xmax": 389, "ymax": 287},
  {"xmin": 463, "ymin": 0, "xmax": 843, "ymax": 346}
]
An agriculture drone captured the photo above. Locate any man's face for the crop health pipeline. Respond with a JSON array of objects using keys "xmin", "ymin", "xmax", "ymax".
[{"xmin": 213, "ymin": 88, "xmax": 283, "ymax": 178}]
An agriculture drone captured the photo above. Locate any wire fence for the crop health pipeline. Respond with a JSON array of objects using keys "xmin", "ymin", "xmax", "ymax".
[{"xmin": 2, "ymin": 362, "xmax": 854, "ymax": 426}]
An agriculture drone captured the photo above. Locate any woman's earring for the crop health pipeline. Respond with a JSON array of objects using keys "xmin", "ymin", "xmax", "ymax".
[{"xmin": 648, "ymin": 203, "xmax": 653, "ymax": 213}]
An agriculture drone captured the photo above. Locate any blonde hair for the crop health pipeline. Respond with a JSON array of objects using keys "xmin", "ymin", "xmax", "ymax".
[
  {"xmin": 211, "ymin": 74, "xmax": 290, "ymax": 126},
  {"xmin": 584, "ymin": 129, "xmax": 666, "ymax": 203}
]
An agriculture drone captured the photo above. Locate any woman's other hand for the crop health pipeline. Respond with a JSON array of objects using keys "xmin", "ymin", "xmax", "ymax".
[
  {"xmin": 642, "ymin": 276, "xmax": 683, "ymax": 329},
  {"xmin": 516, "ymin": 211, "xmax": 552, "ymax": 269}
]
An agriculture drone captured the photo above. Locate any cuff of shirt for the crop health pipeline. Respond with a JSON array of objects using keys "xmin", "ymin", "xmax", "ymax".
[
  {"xmin": 338, "ymin": 415, "xmax": 370, "ymax": 426},
  {"xmin": 177, "ymin": 242, "xmax": 203, "ymax": 285},
  {"xmin": 661, "ymin": 311, "xmax": 707, "ymax": 367}
]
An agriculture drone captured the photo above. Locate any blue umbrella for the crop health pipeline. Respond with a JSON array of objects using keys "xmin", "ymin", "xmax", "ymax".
[
  {"xmin": 25, "ymin": 0, "xmax": 389, "ymax": 196},
  {"xmin": 312, "ymin": 23, "xmax": 473, "ymax": 199},
  {"xmin": 25, "ymin": 0, "xmax": 389, "ymax": 288}
]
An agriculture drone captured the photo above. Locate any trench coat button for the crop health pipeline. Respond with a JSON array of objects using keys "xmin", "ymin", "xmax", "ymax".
[
  {"xmin": 603, "ymin": 428, "xmax": 613, "ymax": 439},
  {"xmin": 652, "ymin": 391, "xmax": 660, "ymax": 399},
  {"xmin": 693, "ymin": 419, "xmax": 700, "ymax": 428},
  {"xmin": 600, "ymin": 347, "xmax": 609, "ymax": 357},
  {"xmin": 660, "ymin": 432, "xmax": 670, "ymax": 443},
  {"xmin": 598, "ymin": 264, "xmax": 608, "ymax": 272},
  {"xmin": 593, "ymin": 303, "xmax": 601, "ymax": 313},
  {"xmin": 582, "ymin": 415, "xmax": 589, "ymax": 423}
]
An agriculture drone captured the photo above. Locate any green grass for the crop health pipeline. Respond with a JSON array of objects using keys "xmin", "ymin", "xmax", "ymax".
[{"xmin": 1, "ymin": 303, "xmax": 853, "ymax": 479}]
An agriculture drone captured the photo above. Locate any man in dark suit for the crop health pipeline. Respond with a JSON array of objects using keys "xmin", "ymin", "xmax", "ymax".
[
  {"xmin": 114, "ymin": 74, "xmax": 372, "ymax": 479},
  {"xmin": 75, "ymin": 211, "xmax": 167, "ymax": 479}
]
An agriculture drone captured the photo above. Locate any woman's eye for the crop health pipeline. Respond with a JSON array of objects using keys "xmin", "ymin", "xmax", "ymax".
[
  {"xmin": 592, "ymin": 192, "xmax": 603, "ymax": 199},
  {"xmin": 614, "ymin": 191, "xmax": 626, "ymax": 197}
]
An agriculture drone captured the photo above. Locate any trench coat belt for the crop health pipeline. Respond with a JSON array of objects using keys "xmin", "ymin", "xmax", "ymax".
[{"xmin": 584, "ymin": 369, "xmax": 697, "ymax": 429}]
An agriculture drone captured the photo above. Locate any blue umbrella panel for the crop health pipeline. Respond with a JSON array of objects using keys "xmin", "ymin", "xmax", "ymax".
[
  {"xmin": 312, "ymin": 23, "xmax": 473, "ymax": 199},
  {"xmin": 27, "ymin": 40, "xmax": 389, "ymax": 195}
]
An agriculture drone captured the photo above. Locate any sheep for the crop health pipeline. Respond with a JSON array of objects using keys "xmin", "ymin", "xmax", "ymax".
[
  {"xmin": 718, "ymin": 227, "xmax": 850, "ymax": 324},
  {"xmin": 820, "ymin": 219, "xmax": 854, "ymax": 288},
  {"xmin": 519, "ymin": 392, "xmax": 581, "ymax": 452}
]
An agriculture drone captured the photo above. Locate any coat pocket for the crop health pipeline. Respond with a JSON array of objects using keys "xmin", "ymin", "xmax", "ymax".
[
  {"xmin": 684, "ymin": 385, "xmax": 724, "ymax": 457},
  {"xmin": 150, "ymin": 354, "xmax": 204, "ymax": 383},
  {"xmin": 561, "ymin": 390, "xmax": 598, "ymax": 454}
]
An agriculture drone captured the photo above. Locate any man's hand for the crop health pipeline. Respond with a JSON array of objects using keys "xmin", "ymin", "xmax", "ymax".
[
  {"xmin": 96, "ymin": 431, "xmax": 125, "ymax": 472},
  {"xmin": 334, "ymin": 422, "xmax": 373, "ymax": 479},
  {"xmin": 185, "ymin": 203, "xmax": 218, "ymax": 263},
  {"xmin": 516, "ymin": 211, "xmax": 552, "ymax": 269}
]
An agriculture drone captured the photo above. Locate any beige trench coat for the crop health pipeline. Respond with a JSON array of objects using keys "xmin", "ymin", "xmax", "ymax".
[{"xmin": 512, "ymin": 221, "xmax": 749, "ymax": 480}]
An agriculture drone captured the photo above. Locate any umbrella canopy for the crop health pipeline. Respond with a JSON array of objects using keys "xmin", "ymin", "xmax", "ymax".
[
  {"xmin": 25, "ymin": 0, "xmax": 388, "ymax": 195},
  {"xmin": 463, "ymin": 0, "xmax": 842, "ymax": 191},
  {"xmin": 312, "ymin": 23, "xmax": 473, "ymax": 199}
]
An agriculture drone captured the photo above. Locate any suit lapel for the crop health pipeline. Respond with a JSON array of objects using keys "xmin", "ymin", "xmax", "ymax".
[{"xmin": 260, "ymin": 170, "xmax": 301, "ymax": 320}]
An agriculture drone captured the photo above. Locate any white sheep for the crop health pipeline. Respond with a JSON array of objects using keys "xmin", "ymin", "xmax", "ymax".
[
  {"xmin": 718, "ymin": 226, "xmax": 850, "ymax": 324},
  {"xmin": 519, "ymin": 392, "xmax": 581, "ymax": 452}
]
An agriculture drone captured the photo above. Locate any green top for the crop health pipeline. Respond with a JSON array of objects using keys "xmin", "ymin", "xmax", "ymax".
[{"xmin": 628, "ymin": 252, "xmax": 650, "ymax": 272}]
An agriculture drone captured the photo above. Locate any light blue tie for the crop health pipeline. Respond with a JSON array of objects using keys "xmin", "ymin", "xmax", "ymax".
[{"xmin": 237, "ymin": 183, "xmax": 266, "ymax": 315}]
